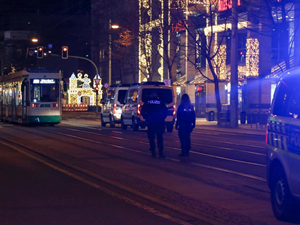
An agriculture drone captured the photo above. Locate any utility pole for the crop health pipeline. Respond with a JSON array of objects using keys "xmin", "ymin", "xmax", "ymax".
[{"xmin": 230, "ymin": 0, "xmax": 239, "ymax": 128}]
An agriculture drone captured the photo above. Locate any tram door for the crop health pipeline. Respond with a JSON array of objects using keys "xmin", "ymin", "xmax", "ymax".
[
  {"xmin": 21, "ymin": 79, "xmax": 29, "ymax": 122},
  {"xmin": 12, "ymin": 87, "xmax": 16, "ymax": 121}
]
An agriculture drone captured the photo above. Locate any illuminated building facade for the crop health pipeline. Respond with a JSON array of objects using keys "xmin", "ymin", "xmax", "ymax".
[
  {"xmin": 138, "ymin": 0, "xmax": 167, "ymax": 82},
  {"xmin": 173, "ymin": 0, "xmax": 300, "ymax": 119},
  {"xmin": 90, "ymin": 0, "xmax": 299, "ymax": 119}
]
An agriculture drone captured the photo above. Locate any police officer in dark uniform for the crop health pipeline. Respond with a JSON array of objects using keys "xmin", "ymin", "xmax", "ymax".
[
  {"xmin": 141, "ymin": 91, "xmax": 168, "ymax": 158},
  {"xmin": 175, "ymin": 94, "xmax": 196, "ymax": 157}
]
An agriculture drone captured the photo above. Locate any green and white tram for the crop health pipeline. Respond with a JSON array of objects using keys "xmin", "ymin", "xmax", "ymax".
[{"xmin": 0, "ymin": 70, "xmax": 61, "ymax": 124}]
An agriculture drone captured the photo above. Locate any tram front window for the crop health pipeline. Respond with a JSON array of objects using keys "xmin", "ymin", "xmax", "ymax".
[{"xmin": 31, "ymin": 79, "xmax": 59, "ymax": 102}]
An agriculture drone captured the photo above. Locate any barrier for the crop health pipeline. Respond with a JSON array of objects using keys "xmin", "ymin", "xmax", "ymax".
[
  {"xmin": 220, "ymin": 110, "xmax": 230, "ymax": 126},
  {"xmin": 62, "ymin": 104, "xmax": 89, "ymax": 112},
  {"xmin": 248, "ymin": 111, "xmax": 269, "ymax": 129}
]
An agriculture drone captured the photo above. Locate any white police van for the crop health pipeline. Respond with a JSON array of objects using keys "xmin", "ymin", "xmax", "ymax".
[
  {"xmin": 267, "ymin": 66, "xmax": 300, "ymax": 220},
  {"xmin": 101, "ymin": 84, "xmax": 130, "ymax": 127},
  {"xmin": 121, "ymin": 82, "xmax": 176, "ymax": 132}
]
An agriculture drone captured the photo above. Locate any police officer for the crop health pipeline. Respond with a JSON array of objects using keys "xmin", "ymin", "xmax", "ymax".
[
  {"xmin": 175, "ymin": 94, "xmax": 196, "ymax": 157},
  {"xmin": 141, "ymin": 91, "xmax": 168, "ymax": 158}
]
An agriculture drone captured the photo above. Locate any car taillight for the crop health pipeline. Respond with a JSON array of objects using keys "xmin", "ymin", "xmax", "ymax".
[
  {"xmin": 31, "ymin": 103, "xmax": 39, "ymax": 108},
  {"xmin": 53, "ymin": 103, "xmax": 59, "ymax": 107},
  {"xmin": 137, "ymin": 104, "xmax": 141, "ymax": 116},
  {"xmin": 173, "ymin": 105, "xmax": 176, "ymax": 116},
  {"xmin": 113, "ymin": 103, "xmax": 117, "ymax": 114},
  {"xmin": 266, "ymin": 122, "xmax": 269, "ymax": 144}
]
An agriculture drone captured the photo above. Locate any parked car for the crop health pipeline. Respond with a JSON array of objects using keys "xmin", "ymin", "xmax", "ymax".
[
  {"xmin": 121, "ymin": 82, "xmax": 176, "ymax": 132},
  {"xmin": 101, "ymin": 84, "xmax": 130, "ymax": 127},
  {"xmin": 266, "ymin": 66, "xmax": 300, "ymax": 220}
]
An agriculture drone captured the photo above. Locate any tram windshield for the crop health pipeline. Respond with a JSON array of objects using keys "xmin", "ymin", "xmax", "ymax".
[{"xmin": 31, "ymin": 79, "xmax": 59, "ymax": 102}]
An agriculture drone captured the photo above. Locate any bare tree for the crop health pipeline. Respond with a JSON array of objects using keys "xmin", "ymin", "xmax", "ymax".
[
  {"xmin": 171, "ymin": 0, "xmax": 230, "ymax": 124},
  {"xmin": 114, "ymin": 29, "xmax": 138, "ymax": 83}
]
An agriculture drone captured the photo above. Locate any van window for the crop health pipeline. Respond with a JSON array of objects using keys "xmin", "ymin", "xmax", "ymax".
[
  {"xmin": 118, "ymin": 90, "xmax": 127, "ymax": 104},
  {"xmin": 127, "ymin": 89, "xmax": 138, "ymax": 104},
  {"xmin": 107, "ymin": 89, "xmax": 115, "ymax": 103},
  {"xmin": 273, "ymin": 81, "xmax": 293, "ymax": 117},
  {"xmin": 142, "ymin": 88, "xmax": 173, "ymax": 104}
]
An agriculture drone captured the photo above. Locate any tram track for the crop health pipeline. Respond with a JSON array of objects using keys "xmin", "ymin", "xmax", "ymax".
[
  {"xmin": 38, "ymin": 126, "xmax": 267, "ymax": 176},
  {"xmin": 65, "ymin": 126, "xmax": 266, "ymax": 157},
  {"xmin": 0, "ymin": 132, "xmax": 271, "ymax": 225},
  {"xmin": 0, "ymin": 124, "xmax": 276, "ymax": 225},
  {"xmin": 0, "ymin": 125, "xmax": 267, "ymax": 184},
  {"xmin": 0, "ymin": 123, "xmax": 266, "ymax": 176},
  {"xmin": 77, "ymin": 124, "xmax": 266, "ymax": 151},
  {"xmin": 0, "ymin": 136, "xmax": 199, "ymax": 225}
]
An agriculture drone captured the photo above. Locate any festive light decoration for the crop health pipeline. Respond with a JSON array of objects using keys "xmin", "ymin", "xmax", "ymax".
[
  {"xmin": 246, "ymin": 38, "xmax": 259, "ymax": 77},
  {"xmin": 204, "ymin": 21, "xmax": 250, "ymax": 36},
  {"xmin": 68, "ymin": 73, "xmax": 102, "ymax": 105},
  {"xmin": 173, "ymin": 74, "xmax": 187, "ymax": 86},
  {"xmin": 214, "ymin": 44, "xmax": 227, "ymax": 80},
  {"xmin": 170, "ymin": 0, "xmax": 203, "ymax": 9},
  {"xmin": 139, "ymin": 0, "xmax": 164, "ymax": 82}
]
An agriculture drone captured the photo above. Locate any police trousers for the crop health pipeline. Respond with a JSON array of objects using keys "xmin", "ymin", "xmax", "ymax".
[
  {"xmin": 178, "ymin": 126, "xmax": 192, "ymax": 155},
  {"xmin": 147, "ymin": 123, "xmax": 164, "ymax": 152}
]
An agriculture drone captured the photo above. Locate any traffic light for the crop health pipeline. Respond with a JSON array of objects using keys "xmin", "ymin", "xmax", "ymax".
[
  {"xmin": 62, "ymin": 46, "xmax": 68, "ymax": 59},
  {"xmin": 37, "ymin": 46, "xmax": 44, "ymax": 59}
]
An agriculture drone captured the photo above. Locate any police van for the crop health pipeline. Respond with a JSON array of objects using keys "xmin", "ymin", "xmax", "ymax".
[
  {"xmin": 101, "ymin": 84, "xmax": 130, "ymax": 127},
  {"xmin": 267, "ymin": 66, "xmax": 300, "ymax": 220},
  {"xmin": 121, "ymin": 82, "xmax": 176, "ymax": 132}
]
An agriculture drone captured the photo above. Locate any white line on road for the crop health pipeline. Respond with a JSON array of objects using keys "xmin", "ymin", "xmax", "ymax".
[
  {"xmin": 191, "ymin": 163, "xmax": 266, "ymax": 182},
  {"xmin": 51, "ymin": 130, "xmax": 266, "ymax": 181},
  {"xmin": 66, "ymin": 128, "xmax": 266, "ymax": 165}
]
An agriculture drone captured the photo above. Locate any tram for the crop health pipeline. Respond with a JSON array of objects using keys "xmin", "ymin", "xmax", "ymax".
[{"xmin": 0, "ymin": 70, "xmax": 62, "ymax": 124}]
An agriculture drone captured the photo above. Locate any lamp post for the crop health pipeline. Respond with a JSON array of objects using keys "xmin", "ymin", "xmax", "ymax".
[
  {"xmin": 109, "ymin": 20, "xmax": 119, "ymax": 86},
  {"xmin": 31, "ymin": 38, "xmax": 39, "ymax": 43}
]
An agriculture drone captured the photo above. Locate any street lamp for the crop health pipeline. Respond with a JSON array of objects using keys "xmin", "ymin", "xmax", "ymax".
[
  {"xmin": 111, "ymin": 24, "xmax": 119, "ymax": 29},
  {"xmin": 109, "ymin": 20, "xmax": 119, "ymax": 86},
  {"xmin": 31, "ymin": 38, "xmax": 39, "ymax": 43}
]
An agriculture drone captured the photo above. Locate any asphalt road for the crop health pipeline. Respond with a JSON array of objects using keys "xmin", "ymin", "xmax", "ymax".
[
  {"xmin": 0, "ymin": 136, "xmax": 180, "ymax": 225},
  {"xmin": 0, "ymin": 119, "xmax": 295, "ymax": 225}
]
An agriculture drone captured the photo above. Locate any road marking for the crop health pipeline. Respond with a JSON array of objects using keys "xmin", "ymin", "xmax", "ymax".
[
  {"xmin": 191, "ymin": 163, "xmax": 266, "ymax": 182},
  {"xmin": 112, "ymin": 130, "xmax": 122, "ymax": 134},
  {"xmin": 190, "ymin": 136, "xmax": 265, "ymax": 150},
  {"xmin": 191, "ymin": 142, "xmax": 265, "ymax": 156},
  {"xmin": 0, "ymin": 140, "xmax": 193, "ymax": 225},
  {"xmin": 51, "ymin": 130, "xmax": 267, "ymax": 181},
  {"xmin": 189, "ymin": 151, "xmax": 265, "ymax": 167},
  {"xmin": 65, "ymin": 128, "xmax": 266, "ymax": 165}
]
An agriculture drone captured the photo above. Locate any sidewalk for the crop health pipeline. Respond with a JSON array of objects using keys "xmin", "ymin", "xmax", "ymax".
[{"xmin": 62, "ymin": 111, "xmax": 100, "ymax": 120}]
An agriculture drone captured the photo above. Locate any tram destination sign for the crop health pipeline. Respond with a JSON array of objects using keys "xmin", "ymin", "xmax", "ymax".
[{"xmin": 33, "ymin": 79, "xmax": 56, "ymax": 84}]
